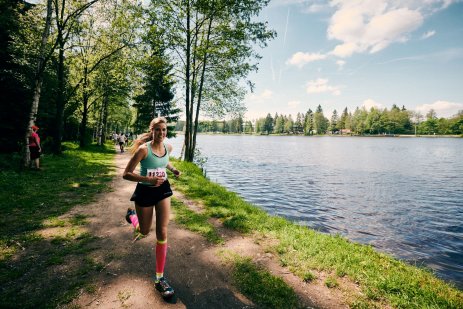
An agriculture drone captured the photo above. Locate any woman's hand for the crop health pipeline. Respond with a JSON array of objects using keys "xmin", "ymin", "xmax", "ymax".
[
  {"xmin": 148, "ymin": 175, "xmax": 165, "ymax": 187},
  {"xmin": 172, "ymin": 168, "xmax": 181, "ymax": 178}
]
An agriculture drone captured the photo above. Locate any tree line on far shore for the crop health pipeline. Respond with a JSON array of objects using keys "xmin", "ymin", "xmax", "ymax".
[{"xmin": 176, "ymin": 104, "xmax": 463, "ymax": 135}]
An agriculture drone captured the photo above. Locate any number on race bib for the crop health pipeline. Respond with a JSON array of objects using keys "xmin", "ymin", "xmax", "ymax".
[{"xmin": 147, "ymin": 168, "xmax": 167, "ymax": 180}]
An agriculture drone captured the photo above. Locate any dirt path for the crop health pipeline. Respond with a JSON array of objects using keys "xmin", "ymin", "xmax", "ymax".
[{"xmin": 66, "ymin": 149, "xmax": 350, "ymax": 309}]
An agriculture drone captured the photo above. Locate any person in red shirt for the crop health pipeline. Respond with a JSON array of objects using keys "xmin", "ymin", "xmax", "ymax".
[{"xmin": 29, "ymin": 125, "xmax": 42, "ymax": 170}]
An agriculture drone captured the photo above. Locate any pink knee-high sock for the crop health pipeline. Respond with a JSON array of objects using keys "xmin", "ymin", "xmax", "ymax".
[
  {"xmin": 130, "ymin": 214, "xmax": 139, "ymax": 230},
  {"xmin": 155, "ymin": 240, "xmax": 168, "ymax": 278}
]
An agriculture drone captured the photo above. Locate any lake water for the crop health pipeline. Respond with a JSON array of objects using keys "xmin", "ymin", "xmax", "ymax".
[{"xmin": 167, "ymin": 134, "xmax": 463, "ymax": 288}]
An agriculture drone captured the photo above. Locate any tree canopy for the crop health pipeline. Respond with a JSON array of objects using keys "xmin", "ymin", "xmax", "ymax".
[{"xmin": 2, "ymin": 0, "xmax": 275, "ymax": 163}]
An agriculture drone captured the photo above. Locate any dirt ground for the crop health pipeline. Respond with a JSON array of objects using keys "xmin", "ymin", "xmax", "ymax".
[{"xmin": 65, "ymin": 149, "xmax": 353, "ymax": 309}]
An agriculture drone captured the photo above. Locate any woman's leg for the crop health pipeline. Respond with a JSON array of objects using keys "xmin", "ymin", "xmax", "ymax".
[
  {"xmin": 155, "ymin": 198, "xmax": 170, "ymax": 240},
  {"xmin": 154, "ymin": 197, "xmax": 171, "ymax": 280},
  {"xmin": 134, "ymin": 203, "xmax": 154, "ymax": 235}
]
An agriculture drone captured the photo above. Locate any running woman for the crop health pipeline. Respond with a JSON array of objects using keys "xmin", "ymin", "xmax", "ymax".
[{"xmin": 122, "ymin": 117, "xmax": 181, "ymax": 299}]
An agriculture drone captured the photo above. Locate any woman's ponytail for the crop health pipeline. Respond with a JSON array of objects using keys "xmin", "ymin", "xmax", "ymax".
[{"xmin": 130, "ymin": 132, "xmax": 152, "ymax": 153}]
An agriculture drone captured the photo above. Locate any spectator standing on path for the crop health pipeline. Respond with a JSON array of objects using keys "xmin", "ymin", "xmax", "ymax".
[
  {"xmin": 118, "ymin": 133, "xmax": 126, "ymax": 153},
  {"xmin": 122, "ymin": 117, "xmax": 181, "ymax": 300},
  {"xmin": 29, "ymin": 125, "xmax": 42, "ymax": 170}
]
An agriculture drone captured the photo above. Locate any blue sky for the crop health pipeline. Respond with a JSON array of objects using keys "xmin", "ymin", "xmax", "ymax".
[{"xmin": 243, "ymin": 0, "xmax": 463, "ymax": 120}]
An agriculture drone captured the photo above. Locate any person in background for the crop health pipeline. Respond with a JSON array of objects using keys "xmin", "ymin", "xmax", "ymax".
[
  {"xmin": 29, "ymin": 125, "xmax": 42, "ymax": 170},
  {"xmin": 122, "ymin": 117, "xmax": 181, "ymax": 299},
  {"xmin": 118, "ymin": 133, "xmax": 126, "ymax": 153}
]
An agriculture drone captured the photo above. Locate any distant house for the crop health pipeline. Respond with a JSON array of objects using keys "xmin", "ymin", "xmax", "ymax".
[{"xmin": 340, "ymin": 129, "xmax": 352, "ymax": 135}]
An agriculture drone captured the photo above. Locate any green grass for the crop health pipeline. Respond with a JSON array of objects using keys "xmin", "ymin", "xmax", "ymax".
[
  {"xmin": 230, "ymin": 255, "xmax": 300, "ymax": 308},
  {"xmin": 325, "ymin": 276, "xmax": 339, "ymax": 288},
  {"xmin": 170, "ymin": 159, "xmax": 463, "ymax": 308},
  {"xmin": 0, "ymin": 142, "xmax": 115, "ymax": 308},
  {"xmin": 171, "ymin": 198, "xmax": 223, "ymax": 244},
  {"xmin": 0, "ymin": 142, "xmax": 114, "ymax": 241}
]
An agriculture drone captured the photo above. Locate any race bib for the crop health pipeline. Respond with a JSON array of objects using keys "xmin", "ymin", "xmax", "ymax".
[{"xmin": 147, "ymin": 168, "xmax": 167, "ymax": 180}]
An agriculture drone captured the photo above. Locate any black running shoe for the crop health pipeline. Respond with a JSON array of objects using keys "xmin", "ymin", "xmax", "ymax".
[
  {"xmin": 126, "ymin": 208, "xmax": 136, "ymax": 224},
  {"xmin": 155, "ymin": 277, "xmax": 175, "ymax": 299}
]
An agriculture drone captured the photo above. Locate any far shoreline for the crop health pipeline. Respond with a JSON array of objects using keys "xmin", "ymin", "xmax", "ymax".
[{"xmin": 173, "ymin": 131, "xmax": 462, "ymax": 138}]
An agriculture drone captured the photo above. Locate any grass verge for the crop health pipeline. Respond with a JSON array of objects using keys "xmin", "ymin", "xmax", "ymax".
[
  {"xmin": 219, "ymin": 250, "xmax": 301, "ymax": 308},
  {"xmin": 171, "ymin": 197, "xmax": 223, "ymax": 244},
  {"xmin": 0, "ymin": 142, "xmax": 115, "ymax": 308},
  {"xmin": 170, "ymin": 159, "xmax": 463, "ymax": 308}
]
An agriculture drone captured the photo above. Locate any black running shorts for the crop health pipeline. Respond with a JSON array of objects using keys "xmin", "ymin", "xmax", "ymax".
[
  {"xmin": 29, "ymin": 146, "xmax": 41, "ymax": 160},
  {"xmin": 130, "ymin": 180, "xmax": 173, "ymax": 207}
]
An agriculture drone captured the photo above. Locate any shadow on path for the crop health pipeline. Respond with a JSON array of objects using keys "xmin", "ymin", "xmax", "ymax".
[{"xmin": 70, "ymin": 147, "xmax": 253, "ymax": 308}]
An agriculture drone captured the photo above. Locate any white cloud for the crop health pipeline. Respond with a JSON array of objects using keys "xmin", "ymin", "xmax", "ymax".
[
  {"xmin": 288, "ymin": 100, "xmax": 301, "ymax": 108},
  {"xmin": 306, "ymin": 4, "xmax": 325, "ymax": 13},
  {"xmin": 286, "ymin": 52, "xmax": 327, "ymax": 68},
  {"xmin": 415, "ymin": 100, "xmax": 463, "ymax": 118},
  {"xmin": 439, "ymin": 0, "xmax": 458, "ymax": 10},
  {"xmin": 247, "ymin": 89, "xmax": 273, "ymax": 103},
  {"xmin": 306, "ymin": 78, "xmax": 342, "ymax": 96},
  {"xmin": 328, "ymin": 2, "xmax": 424, "ymax": 58},
  {"xmin": 271, "ymin": 0, "xmax": 459, "ymax": 12},
  {"xmin": 336, "ymin": 60, "xmax": 346, "ymax": 70},
  {"xmin": 421, "ymin": 30, "xmax": 436, "ymax": 39},
  {"xmin": 331, "ymin": 42, "xmax": 358, "ymax": 58},
  {"xmin": 362, "ymin": 98, "xmax": 384, "ymax": 110}
]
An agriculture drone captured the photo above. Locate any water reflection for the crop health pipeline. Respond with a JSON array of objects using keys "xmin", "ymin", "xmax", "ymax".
[{"xmin": 168, "ymin": 135, "xmax": 463, "ymax": 288}]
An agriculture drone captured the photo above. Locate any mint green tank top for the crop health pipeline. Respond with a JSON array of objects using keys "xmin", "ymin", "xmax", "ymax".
[{"xmin": 139, "ymin": 142, "xmax": 169, "ymax": 184}]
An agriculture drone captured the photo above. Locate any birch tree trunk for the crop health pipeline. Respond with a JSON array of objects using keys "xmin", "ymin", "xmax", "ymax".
[
  {"xmin": 79, "ymin": 66, "xmax": 89, "ymax": 147},
  {"xmin": 102, "ymin": 94, "xmax": 109, "ymax": 144},
  {"xmin": 53, "ymin": 37, "xmax": 65, "ymax": 154},
  {"xmin": 23, "ymin": 0, "xmax": 53, "ymax": 167},
  {"xmin": 192, "ymin": 14, "xmax": 213, "ymax": 154}
]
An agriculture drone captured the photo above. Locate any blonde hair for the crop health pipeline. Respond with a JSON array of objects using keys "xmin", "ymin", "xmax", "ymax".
[{"xmin": 131, "ymin": 117, "xmax": 168, "ymax": 152}]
